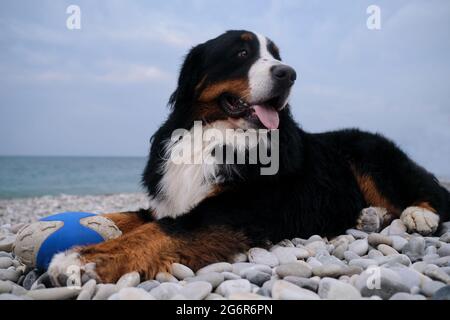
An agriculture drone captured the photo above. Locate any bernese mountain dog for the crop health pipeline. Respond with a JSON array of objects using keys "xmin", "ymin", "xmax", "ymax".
[{"xmin": 48, "ymin": 30, "xmax": 450, "ymax": 284}]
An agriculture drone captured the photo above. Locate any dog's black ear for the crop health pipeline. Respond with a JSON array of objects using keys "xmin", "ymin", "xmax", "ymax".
[{"xmin": 169, "ymin": 44, "xmax": 205, "ymax": 109}]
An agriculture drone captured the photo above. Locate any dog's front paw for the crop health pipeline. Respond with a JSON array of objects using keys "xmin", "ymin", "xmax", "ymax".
[
  {"xmin": 356, "ymin": 207, "xmax": 388, "ymax": 233},
  {"xmin": 400, "ymin": 206, "xmax": 439, "ymax": 236},
  {"xmin": 48, "ymin": 250, "xmax": 98, "ymax": 287}
]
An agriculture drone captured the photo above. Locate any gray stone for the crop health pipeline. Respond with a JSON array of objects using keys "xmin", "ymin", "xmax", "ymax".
[
  {"xmin": 316, "ymin": 253, "xmax": 347, "ymax": 267},
  {"xmin": 248, "ymin": 248, "xmax": 279, "ymax": 267},
  {"xmin": 318, "ymin": 277, "xmax": 361, "ymax": 300},
  {"xmin": 171, "ymin": 263, "xmax": 195, "ymax": 280},
  {"xmin": 258, "ymin": 279, "xmax": 276, "ymax": 297},
  {"xmin": 332, "ymin": 244, "xmax": 347, "ymax": 260},
  {"xmin": 205, "ymin": 293, "xmax": 226, "ymax": 300},
  {"xmin": 292, "ymin": 238, "xmax": 307, "ymax": 246},
  {"xmin": 438, "ymin": 243, "xmax": 450, "ymax": 257},
  {"xmin": 312, "ymin": 264, "xmax": 348, "ymax": 278},
  {"xmin": 0, "ymin": 269, "xmax": 20, "ymax": 282},
  {"xmin": 305, "ymin": 241, "xmax": 327, "ymax": 255},
  {"xmin": 229, "ymin": 292, "xmax": 270, "ymax": 300},
  {"xmin": 137, "ymin": 280, "xmax": 160, "ymax": 292},
  {"xmin": 77, "ymin": 279, "xmax": 97, "ymax": 300},
  {"xmin": 276, "ymin": 261, "xmax": 312, "ymax": 278},
  {"xmin": 109, "ymin": 287, "xmax": 155, "ymax": 300},
  {"xmin": 420, "ymin": 280, "xmax": 446, "ymax": 297},
  {"xmin": 26, "ymin": 287, "xmax": 81, "ymax": 300},
  {"xmin": 389, "ymin": 293, "xmax": 426, "ymax": 300},
  {"xmin": 368, "ymin": 249, "xmax": 384, "ymax": 259},
  {"xmin": 93, "ymin": 284, "xmax": 119, "ymax": 300},
  {"xmin": 426, "ymin": 256, "xmax": 450, "ymax": 267},
  {"xmin": 272, "ymin": 247, "xmax": 309, "ymax": 262},
  {"xmin": 155, "ymin": 272, "xmax": 178, "ymax": 283},
  {"xmin": 0, "ymin": 236, "xmax": 15, "ymax": 252},
  {"xmin": 440, "ymin": 232, "xmax": 450, "ymax": 243},
  {"xmin": 378, "ymin": 244, "xmax": 399, "ymax": 256},
  {"xmin": 216, "ymin": 279, "xmax": 252, "ymax": 298},
  {"xmin": 384, "ymin": 264, "xmax": 425, "ymax": 289},
  {"xmin": 390, "ymin": 236, "xmax": 408, "ymax": 251},
  {"xmin": 306, "ymin": 257, "xmax": 323, "ymax": 268},
  {"xmin": 22, "ymin": 270, "xmax": 39, "ymax": 290},
  {"xmin": 423, "ymin": 265, "xmax": 450, "ymax": 283},
  {"xmin": 196, "ymin": 262, "xmax": 232, "ymax": 275},
  {"xmin": 402, "ymin": 237, "xmax": 425, "ymax": 262},
  {"xmin": 150, "ymin": 282, "xmax": 182, "ymax": 300},
  {"xmin": 356, "ymin": 268, "xmax": 411, "ymax": 299},
  {"xmin": 283, "ymin": 276, "xmax": 319, "ymax": 292},
  {"xmin": 180, "ymin": 281, "xmax": 212, "ymax": 300},
  {"xmin": 388, "ymin": 220, "xmax": 407, "ymax": 236},
  {"xmin": 277, "ymin": 239, "xmax": 295, "ymax": 247},
  {"xmin": 432, "ymin": 285, "xmax": 450, "ymax": 300},
  {"xmin": 0, "ymin": 257, "xmax": 13, "ymax": 269},
  {"xmin": 346, "ymin": 229, "xmax": 368, "ymax": 239},
  {"xmin": 243, "ymin": 270, "xmax": 271, "ymax": 286},
  {"xmin": 368, "ymin": 234, "xmax": 393, "ymax": 247},
  {"xmin": 232, "ymin": 263, "xmax": 272, "ymax": 276},
  {"xmin": 0, "ymin": 252, "xmax": 13, "ymax": 259},
  {"xmin": 306, "ymin": 235, "xmax": 324, "ymax": 244},
  {"xmin": 30, "ymin": 272, "xmax": 50, "ymax": 290},
  {"xmin": 376, "ymin": 254, "xmax": 411, "ymax": 267},
  {"xmin": 348, "ymin": 239, "xmax": 369, "ymax": 256},
  {"xmin": 116, "ymin": 272, "xmax": 140, "ymax": 289},
  {"xmin": 232, "ymin": 253, "xmax": 248, "ymax": 263},
  {"xmin": 0, "ymin": 293, "xmax": 30, "ymax": 300},
  {"xmin": 222, "ymin": 272, "xmax": 241, "ymax": 280},
  {"xmin": 0, "ymin": 280, "xmax": 13, "ymax": 294},
  {"xmin": 185, "ymin": 272, "xmax": 225, "ymax": 289},
  {"xmin": 425, "ymin": 246, "xmax": 437, "ymax": 256},
  {"xmin": 271, "ymin": 280, "xmax": 320, "ymax": 300},
  {"xmin": 349, "ymin": 259, "xmax": 378, "ymax": 270},
  {"xmin": 344, "ymin": 250, "xmax": 360, "ymax": 262}
]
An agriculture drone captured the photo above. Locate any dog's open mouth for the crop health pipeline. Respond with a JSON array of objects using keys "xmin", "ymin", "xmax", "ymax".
[{"xmin": 219, "ymin": 94, "xmax": 285, "ymax": 129}]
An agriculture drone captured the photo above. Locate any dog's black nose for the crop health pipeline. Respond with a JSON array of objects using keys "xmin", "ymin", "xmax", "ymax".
[{"xmin": 271, "ymin": 65, "xmax": 297, "ymax": 87}]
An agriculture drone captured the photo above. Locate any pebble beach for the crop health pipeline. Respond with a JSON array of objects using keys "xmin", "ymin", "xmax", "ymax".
[{"xmin": 1, "ymin": 188, "xmax": 450, "ymax": 301}]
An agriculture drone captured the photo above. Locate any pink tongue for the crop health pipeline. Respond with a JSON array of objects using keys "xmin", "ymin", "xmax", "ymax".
[{"xmin": 253, "ymin": 105, "xmax": 280, "ymax": 129}]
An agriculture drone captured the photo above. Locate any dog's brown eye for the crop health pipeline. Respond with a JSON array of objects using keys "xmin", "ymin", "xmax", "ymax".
[{"xmin": 237, "ymin": 49, "xmax": 248, "ymax": 58}]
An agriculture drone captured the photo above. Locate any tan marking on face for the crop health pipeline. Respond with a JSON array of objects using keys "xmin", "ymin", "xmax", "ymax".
[
  {"xmin": 198, "ymin": 78, "xmax": 250, "ymax": 103},
  {"xmin": 241, "ymin": 32, "xmax": 254, "ymax": 41}
]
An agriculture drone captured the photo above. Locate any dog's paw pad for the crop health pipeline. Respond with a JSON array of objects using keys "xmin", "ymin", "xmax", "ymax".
[
  {"xmin": 356, "ymin": 207, "xmax": 387, "ymax": 233},
  {"xmin": 400, "ymin": 206, "xmax": 439, "ymax": 236}
]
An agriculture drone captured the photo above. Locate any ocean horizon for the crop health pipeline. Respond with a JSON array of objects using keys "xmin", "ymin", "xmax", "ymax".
[
  {"xmin": 1, "ymin": 155, "xmax": 449, "ymax": 200},
  {"xmin": 0, "ymin": 156, "xmax": 148, "ymax": 199}
]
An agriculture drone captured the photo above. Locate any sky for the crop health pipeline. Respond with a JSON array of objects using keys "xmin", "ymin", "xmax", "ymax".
[{"xmin": 0, "ymin": 0, "xmax": 449, "ymax": 178}]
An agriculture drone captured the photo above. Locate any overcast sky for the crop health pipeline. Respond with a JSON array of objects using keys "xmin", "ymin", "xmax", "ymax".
[{"xmin": 1, "ymin": 0, "xmax": 449, "ymax": 178}]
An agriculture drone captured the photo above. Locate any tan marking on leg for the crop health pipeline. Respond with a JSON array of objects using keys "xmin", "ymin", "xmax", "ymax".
[
  {"xmin": 102, "ymin": 212, "xmax": 150, "ymax": 234},
  {"xmin": 351, "ymin": 167, "xmax": 401, "ymax": 216},
  {"xmin": 412, "ymin": 201, "xmax": 437, "ymax": 213},
  {"xmin": 78, "ymin": 223, "xmax": 250, "ymax": 283}
]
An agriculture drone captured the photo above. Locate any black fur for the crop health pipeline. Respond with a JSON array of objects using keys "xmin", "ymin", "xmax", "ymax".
[{"xmin": 142, "ymin": 30, "xmax": 450, "ymax": 246}]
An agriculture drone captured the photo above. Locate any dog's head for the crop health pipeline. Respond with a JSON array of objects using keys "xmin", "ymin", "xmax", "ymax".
[{"xmin": 169, "ymin": 30, "xmax": 297, "ymax": 130}]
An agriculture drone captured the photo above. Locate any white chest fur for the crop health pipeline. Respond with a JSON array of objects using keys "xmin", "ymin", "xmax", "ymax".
[{"xmin": 150, "ymin": 121, "xmax": 233, "ymax": 219}]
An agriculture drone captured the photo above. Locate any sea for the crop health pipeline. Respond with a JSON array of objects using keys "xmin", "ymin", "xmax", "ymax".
[{"xmin": 0, "ymin": 156, "xmax": 148, "ymax": 199}]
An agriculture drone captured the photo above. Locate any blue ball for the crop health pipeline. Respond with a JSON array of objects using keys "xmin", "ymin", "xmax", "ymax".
[{"xmin": 13, "ymin": 212, "xmax": 122, "ymax": 270}]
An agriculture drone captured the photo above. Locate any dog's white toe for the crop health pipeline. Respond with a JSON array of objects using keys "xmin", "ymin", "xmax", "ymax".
[
  {"xmin": 48, "ymin": 251, "xmax": 91, "ymax": 287},
  {"xmin": 400, "ymin": 206, "xmax": 439, "ymax": 236}
]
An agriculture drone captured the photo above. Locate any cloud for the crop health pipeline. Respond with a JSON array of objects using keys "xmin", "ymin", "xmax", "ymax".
[{"xmin": 94, "ymin": 63, "xmax": 174, "ymax": 84}]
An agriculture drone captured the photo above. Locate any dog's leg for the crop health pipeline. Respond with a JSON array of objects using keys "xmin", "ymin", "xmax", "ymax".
[{"xmin": 48, "ymin": 221, "xmax": 250, "ymax": 285}]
